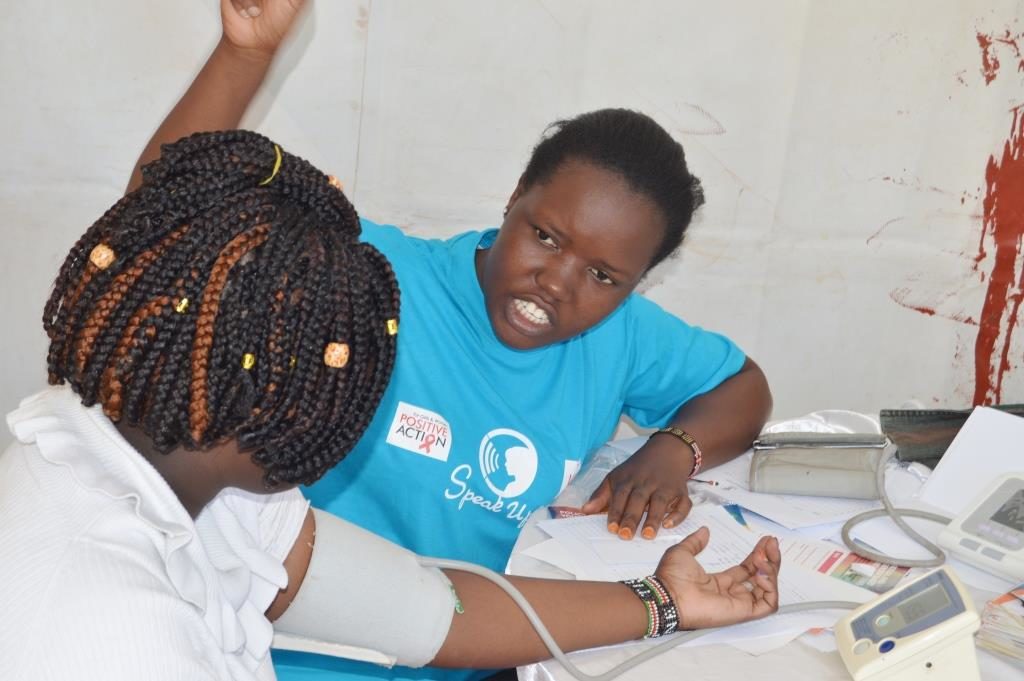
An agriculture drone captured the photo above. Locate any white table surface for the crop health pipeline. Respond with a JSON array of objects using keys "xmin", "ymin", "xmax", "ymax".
[{"xmin": 508, "ymin": 507, "xmax": 1024, "ymax": 681}]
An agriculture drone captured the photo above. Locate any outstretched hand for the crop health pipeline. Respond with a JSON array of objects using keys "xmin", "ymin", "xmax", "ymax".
[
  {"xmin": 582, "ymin": 438, "xmax": 695, "ymax": 540},
  {"xmin": 654, "ymin": 527, "xmax": 781, "ymax": 629},
  {"xmin": 221, "ymin": 0, "xmax": 308, "ymax": 57}
]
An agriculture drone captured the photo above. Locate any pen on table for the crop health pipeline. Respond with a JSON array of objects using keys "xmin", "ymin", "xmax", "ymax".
[{"xmin": 691, "ymin": 478, "xmax": 720, "ymax": 486}]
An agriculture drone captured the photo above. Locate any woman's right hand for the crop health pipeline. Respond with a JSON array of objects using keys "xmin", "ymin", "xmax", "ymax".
[
  {"xmin": 653, "ymin": 527, "xmax": 781, "ymax": 630},
  {"xmin": 221, "ymin": 0, "xmax": 308, "ymax": 58}
]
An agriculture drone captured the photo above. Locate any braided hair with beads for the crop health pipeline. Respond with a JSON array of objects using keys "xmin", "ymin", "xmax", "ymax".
[{"xmin": 43, "ymin": 130, "xmax": 400, "ymax": 486}]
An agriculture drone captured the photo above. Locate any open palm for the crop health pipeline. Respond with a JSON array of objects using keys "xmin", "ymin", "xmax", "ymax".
[{"xmin": 655, "ymin": 527, "xmax": 781, "ymax": 629}]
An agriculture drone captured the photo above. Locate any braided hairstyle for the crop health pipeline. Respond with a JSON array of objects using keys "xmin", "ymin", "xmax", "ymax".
[
  {"xmin": 43, "ymin": 130, "xmax": 400, "ymax": 487},
  {"xmin": 521, "ymin": 108, "xmax": 705, "ymax": 269}
]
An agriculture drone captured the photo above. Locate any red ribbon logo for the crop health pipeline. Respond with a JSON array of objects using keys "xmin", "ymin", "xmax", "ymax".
[{"xmin": 418, "ymin": 434, "xmax": 437, "ymax": 454}]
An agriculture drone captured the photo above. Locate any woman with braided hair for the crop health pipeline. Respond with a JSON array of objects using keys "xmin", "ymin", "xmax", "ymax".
[
  {"xmin": 46, "ymin": 129, "xmax": 397, "ymax": 484},
  {"xmin": 0, "ymin": 129, "xmax": 782, "ymax": 681}
]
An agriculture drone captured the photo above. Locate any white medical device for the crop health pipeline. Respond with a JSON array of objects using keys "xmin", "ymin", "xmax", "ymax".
[
  {"xmin": 836, "ymin": 446, "xmax": 1024, "ymax": 581},
  {"xmin": 938, "ymin": 472, "xmax": 1024, "ymax": 582},
  {"xmin": 836, "ymin": 566, "xmax": 980, "ymax": 681}
]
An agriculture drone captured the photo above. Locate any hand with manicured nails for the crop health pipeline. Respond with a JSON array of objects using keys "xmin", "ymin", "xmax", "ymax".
[
  {"xmin": 221, "ymin": 0, "xmax": 307, "ymax": 58},
  {"xmin": 655, "ymin": 527, "xmax": 782, "ymax": 629},
  {"xmin": 583, "ymin": 434, "xmax": 696, "ymax": 540}
]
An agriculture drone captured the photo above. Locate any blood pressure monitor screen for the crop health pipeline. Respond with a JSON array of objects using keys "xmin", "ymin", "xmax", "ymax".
[
  {"xmin": 991, "ymin": 489, "xmax": 1024, "ymax": 532},
  {"xmin": 940, "ymin": 475, "xmax": 1024, "ymax": 582},
  {"xmin": 896, "ymin": 584, "xmax": 951, "ymax": 625}
]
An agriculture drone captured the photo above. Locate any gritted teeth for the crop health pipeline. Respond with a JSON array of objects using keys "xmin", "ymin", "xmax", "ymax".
[{"xmin": 514, "ymin": 298, "xmax": 551, "ymax": 325}]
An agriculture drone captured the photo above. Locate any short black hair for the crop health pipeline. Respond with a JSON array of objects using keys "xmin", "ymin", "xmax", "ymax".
[
  {"xmin": 44, "ymin": 130, "xmax": 400, "ymax": 486},
  {"xmin": 521, "ymin": 108, "xmax": 705, "ymax": 268}
]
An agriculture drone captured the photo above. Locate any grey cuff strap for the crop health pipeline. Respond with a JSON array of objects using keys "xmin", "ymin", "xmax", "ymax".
[{"xmin": 272, "ymin": 508, "xmax": 456, "ymax": 668}]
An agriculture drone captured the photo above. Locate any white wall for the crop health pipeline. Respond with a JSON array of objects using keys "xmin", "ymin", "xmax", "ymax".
[{"xmin": 3, "ymin": 0, "xmax": 1022, "ymax": 437}]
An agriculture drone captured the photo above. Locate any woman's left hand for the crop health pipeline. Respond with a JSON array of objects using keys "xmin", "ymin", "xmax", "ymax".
[{"xmin": 581, "ymin": 436, "xmax": 695, "ymax": 539}]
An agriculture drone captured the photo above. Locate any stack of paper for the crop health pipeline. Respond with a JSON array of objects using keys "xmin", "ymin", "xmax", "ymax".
[
  {"xmin": 977, "ymin": 582, "xmax": 1024, "ymax": 661},
  {"xmin": 754, "ymin": 520, "xmax": 915, "ymax": 594}
]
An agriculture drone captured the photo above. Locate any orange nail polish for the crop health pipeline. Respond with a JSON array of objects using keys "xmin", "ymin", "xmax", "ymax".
[
  {"xmin": 618, "ymin": 527, "xmax": 633, "ymax": 540},
  {"xmin": 608, "ymin": 522, "xmax": 619, "ymax": 533},
  {"xmin": 642, "ymin": 527, "xmax": 655, "ymax": 539}
]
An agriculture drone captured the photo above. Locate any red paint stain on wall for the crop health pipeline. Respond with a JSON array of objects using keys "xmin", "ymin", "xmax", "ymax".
[
  {"xmin": 905, "ymin": 302, "xmax": 936, "ymax": 316},
  {"xmin": 889, "ymin": 286, "xmax": 979, "ymax": 326},
  {"xmin": 977, "ymin": 30, "xmax": 1024, "ymax": 85},
  {"xmin": 978, "ymin": 33, "xmax": 1000, "ymax": 83},
  {"xmin": 974, "ymin": 109, "xmax": 1024, "ymax": 405}
]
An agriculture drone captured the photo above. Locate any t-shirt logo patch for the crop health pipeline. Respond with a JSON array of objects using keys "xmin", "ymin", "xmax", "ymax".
[
  {"xmin": 386, "ymin": 401, "xmax": 452, "ymax": 461},
  {"xmin": 478, "ymin": 429, "xmax": 538, "ymax": 498}
]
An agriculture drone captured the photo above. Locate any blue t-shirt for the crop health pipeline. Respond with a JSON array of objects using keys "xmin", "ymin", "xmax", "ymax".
[{"xmin": 273, "ymin": 220, "xmax": 745, "ymax": 681}]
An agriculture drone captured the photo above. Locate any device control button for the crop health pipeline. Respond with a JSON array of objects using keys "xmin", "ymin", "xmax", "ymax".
[
  {"xmin": 982, "ymin": 547, "xmax": 1005, "ymax": 561},
  {"xmin": 875, "ymin": 614, "xmax": 892, "ymax": 628},
  {"xmin": 959, "ymin": 537, "xmax": 981, "ymax": 550},
  {"xmin": 879, "ymin": 640, "xmax": 896, "ymax": 654},
  {"xmin": 853, "ymin": 639, "xmax": 872, "ymax": 655}
]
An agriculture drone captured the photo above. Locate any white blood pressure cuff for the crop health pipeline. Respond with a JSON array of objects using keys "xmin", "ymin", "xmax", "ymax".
[{"xmin": 272, "ymin": 509, "xmax": 456, "ymax": 668}]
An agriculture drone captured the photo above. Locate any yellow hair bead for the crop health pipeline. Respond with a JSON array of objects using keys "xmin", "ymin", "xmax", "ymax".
[
  {"xmin": 174, "ymin": 297, "xmax": 190, "ymax": 313},
  {"xmin": 89, "ymin": 243, "xmax": 116, "ymax": 270},
  {"xmin": 323, "ymin": 342, "xmax": 350, "ymax": 369},
  {"xmin": 386, "ymin": 319, "xmax": 399, "ymax": 336},
  {"xmin": 327, "ymin": 175, "xmax": 344, "ymax": 191},
  {"xmin": 241, "ymin": 353, "xmax": 256, "ymax": 370},
  {"xmin": 259, "ymin": 144, "xmax": 283, "ymax": 186}
]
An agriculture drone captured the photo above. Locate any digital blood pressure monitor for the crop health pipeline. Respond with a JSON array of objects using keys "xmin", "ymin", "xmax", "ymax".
[
  {"xmin": 937, "ymin": 472, "xmax": 1024, "ymax": 582},
  {"xmin": 836, "ymin": 567, "xmax": 980, "ymax": 681}
]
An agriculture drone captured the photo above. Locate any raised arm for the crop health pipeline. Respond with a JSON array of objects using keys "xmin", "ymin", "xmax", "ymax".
[
  {"xmin": 270, "ymin": 508, "xmax": 780, "ymax": 669},
  {"xmin": 128, "ymin": 0, "xmax": 305, "ymax": 192}
]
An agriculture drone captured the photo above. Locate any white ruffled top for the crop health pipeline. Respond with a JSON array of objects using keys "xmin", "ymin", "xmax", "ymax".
[{"xmin": 0, "ymin": 386, "xmax": 308, "ymax": 681}]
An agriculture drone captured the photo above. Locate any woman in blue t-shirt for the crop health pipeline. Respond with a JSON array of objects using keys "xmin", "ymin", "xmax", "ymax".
[{"xmin": 127, "ymin": 2, "xmax": 774, "ymax": 680}]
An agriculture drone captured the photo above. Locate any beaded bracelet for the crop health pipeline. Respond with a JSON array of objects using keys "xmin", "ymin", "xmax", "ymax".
[
  {"xmin": 651, "ymin": 426, "xmax": 703, "ymax": 478},
  {"xmin": 620, "ymin": 575, "xmax": 680, "ymax": 638}
]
